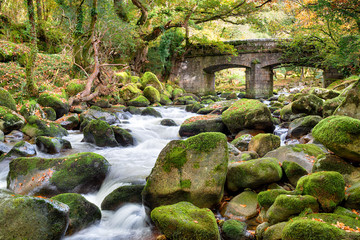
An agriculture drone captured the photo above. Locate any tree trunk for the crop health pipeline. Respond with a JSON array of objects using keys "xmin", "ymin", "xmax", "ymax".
[
  {"xmin": 35, "ymin": 0, "xmax": 42, "ymax": 21},
  {"xmin": 0, "ymin": 0, "xmax": 3, "ymax": 11},
  {"xmin": 25, "ymin": 0, "xmax": 39, "ymax": 97}
]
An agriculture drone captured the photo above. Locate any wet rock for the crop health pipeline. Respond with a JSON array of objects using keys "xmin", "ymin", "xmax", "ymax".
[
  {"xmin": 141, "ymin": 107, "xmax": 162, "ymax": 118},
  {"xmin": 43, "ymin": 107, "xmax": 57, "ymax": 121},
  {"xmin": 229, "ymin": 151, "xmax": 259, "ymax": 162},
  {"xmin": 0, "ymin": 106, "xmax": 25, "ymax": 134},
  {"xmin": 0, "ymin": 130, "xmax": 3, "ymax": 142},
  {"xmin": 93, "ymin": 99, "xmax": 111, "ymax": 108},
  {"xmin": 185, "ymin": 103, "xmax": 204, "ymax": 113},
  {"xmin": 37, "ymin": 93, "xmax": 69, "ymax": 119},
  {"xmin": 142, "ymin": 132, "xmax": 228, "ymax": 210},
  {"xmin": 160, "ymin": 119, "xmax": 177, "ymax": 126},
  {"xmin": 80, "ymin": 106, "xmax": 118, "ymax": 125},
  {"xmin": 55, "ymin": 113, "xmax": 80, "ymax": 130},
  {"xmin": 19, "ymin": 100, "xmax": 46, "ymax": 120},
  {"xmin": 82, "ymin": 119, "xmax": 118, "ymax": 147},
  {"xmin": 7, "ymin": 152, "xmax": 110, "ymax": 196},
  {"xmin": 226, "ymin": 157, "xmax": 282, "ymax": 192},
  {"xmin": 257, "ymin": 189, "xmax": 296, "ymax": 210},
  {"xmin": 291, "ymin": 94, "xmax": 323, "ymax": 116},
  {"xmin": 151, "ymin": 201, "xmax": 220, "ymax": 240},
  {"xmin": 261, "ymin": 222, "xmax": 287, "ymax": 240},
  {"xmin": 179, "ymin": 115, "xmax": 228, "ymax": 137},
  {"xmin": 36, "ymin": 136, "xmax": 72, "ymax": 154},
  {"xmin": 22, "ymin": 116, "xmax": 68, "ymax": 138},
  {"xmin": 112, "ymin": 126, "xmax": 134, "ymax": 146},
  {"xmin": 0, "ymin": 140, "xmax": 36, "ymax": 162},
  {"xmin": 309, "ymin": 87, "xmax": 340, "ymax": 100},
  {"xmin": 282, "ymin": 161, "xmax": 308, "ymax": 186},
  {"xmin": 101, "ymin": 185, "xmax": 144, "ymax": 211},
  {"xmin": 231, "ymin": 134, "xmax": 252, "ymax": 151},
  {"xmin": 248, "ymin": 133, "xmax": 280, "ymax": 157},
  {"xmin": 124, "ymin": 106, "xmax": 142, "ymax": 115},
  {"xmin": 51, "ymin": 193, "xmax": 101, "ymax": 235},
  {"xmin": 173, "ymin": 96, "xmax": 197, "ymax": 105},
  {"xmin": 344, "ymin": 184, "xmax": 360, "ymax": 209},
  {"xmin": 288, "ymin": 115, "xmax": 322, "ymax": 139},
  {"xmin": 159, "ymin": 94, "xmax": 172, "ymax": 105},
  {"xmin": 222, "ymin": 99, "xmax": 274, "ymax": 134},
  {"xmin": 296, "ymin": 171, "xmax": 345, "ymax": 212},
  {"xmin": 221, "ymin": 190, "xmax": 258, "ymax": 220},
  {"xmin": 127, "ymin": 95, "xmax": 151, "ymax": 107},
  {"xmin": 323, "ymin": 95, "xmax": 345, "ymax": 117},
  {"xmin": 312, "ymin": 115, "xmax": 360, "ymax": 162},
  {"xmin": 0, "ymin": 189, "xmax": 69, "ymax": 240},
  {"xmin": 4, "ymin": 130, "xmax": 24, "ymax": 142},
  {"xmin": 172, "ymin": 88, "xmax": 184, "ymax": 99},
  {"xmin": 333, "ymin": 79, "xmax": 360, "ymax": 119}
]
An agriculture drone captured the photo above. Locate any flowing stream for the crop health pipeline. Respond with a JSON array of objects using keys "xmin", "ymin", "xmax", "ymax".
[{"xmin": 0, "ymin": 106, "xmax": 197, "ymax": 240}]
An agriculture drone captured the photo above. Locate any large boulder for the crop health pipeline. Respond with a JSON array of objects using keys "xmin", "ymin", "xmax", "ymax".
[
  {"xmin": 82, "ymin": 119, "xmax": 118, "ymax": 147},
  {"xmin": 22, "ymin": 116, "xmax": 68, "ymax": 138},
  {"xmin": 257, "ymin": 189, "xmax": 296, "ymax": 210},
  {"xmin": 7, "ymin": 152, "xmax": 110, "ymax": 196},
  {"xmin": 291, "ymin": 94, "xmax": 323, "ymax": 116},
  {"xmin": 296, "ymin": 171, "xmax": 345, "ymax": 212},
  {"xmin": 230, "ymin": 134, "xmax": 252, "ymax": 151},
  {"xmin": 221, "ymin": 190, "xmax": 258, "ymax": 220},
  {"xmin": 221, "ymin": 219, "xmax": 247, "ymax": 240},
  {"xmin": 0, "ymin": 106, "xmax": 25, "ymax": 134},
  {"xmin": 222, "ymin": 99, "xmax": 274, "ymax": 134},
  {"xmin": 288, "ymin": 115, "xmax": 322, "ymax": 139},
  {"xmin": 312, "ymin": 116, "xmax": 360, "ymax": 162},
  {"xmin": 140, "ymin": 72, "xmax": 164, "ymax": 92},
  {"xmin": 266, "ymin": 195, "xmax": 319, "ymax": 224},
  {"xmin": 282, "ymin": 160, "xmax": 308, "ymax": 186},
  {"xmin": 264, "ymin": 144, "xmax": 326, "ymax": 173},
  {"xmin": 0, "ymin": 87, "xmax": 17, "ymax": 111},
  {"xmin": 55, "ymin": 114, "xmax": 80, "ymax": 130},
  {"xmin": 37, "ymin": 93, "xmax": 69, "ymax": 119},
  {"xmin": 309, "ymin": 87, "xmax": 340, "ymax": 100},
  {"xmin": 80, "ymin": 106, "xmax": 118, "ymax": 125},
  {"xmin": 179, "ymin": 115, "xmax": 228, "ymax": 137},
  {"xmin": 143, "ymin": 86, "xmax": 160, "ymax": 103},
  {"xmin": 51, "ymin": 193, "xmax": 101, "ymax": 235},
  {"xmin": 101, "ymin": 185, "xmax": 144, "ymax": 210},
  {"xmin": 111, "ymin": 126, "xmax": 134, "ymax": 146},
  {"xmin": 19, "ymin": 100, "xmax": 46, "ymax": 120},
  {"xmin": 248, "ymin": 133, "xmax": 280, "ymax": 157},
  {"xmin": 142, "ymin": 132, "xmax": 228, "ymax": 210},
  {"xmin": 226, "ymin": 157, "xmax": 282, "ymax": 192},
  {"xmin": 127, "ymin": 95, "xmax": 150, "ymax": 107},
  {"xmin": 36, "ymin": 136, "xmax": 72, "ymax": 154},
  {"xmin": 151, "ymin": 201, "xmax": 220, "ymax": 240},
  {"xmin": 344, "ymin": 184, "xmax": 360, "ymax": 209},
  {"xmin": 333, "ymin": 79, "xmax": 360, "ymax": 119},
  {"xmin": 323, "ymin": 96, "xmax": 345, "ymax": 117},
  {"xmin": 119, "ymin": 83, "xmax": 142, "ymax": 101},
  {"xmin": 0, "ymin": 189, "xmax": 69, "ymax": 240},
  {"xmin": 141, "ymin": 107, "xmax": 162, "ymax": 118}
]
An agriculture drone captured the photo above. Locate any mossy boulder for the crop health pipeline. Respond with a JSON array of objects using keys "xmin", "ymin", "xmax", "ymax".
[
  {"xmin": 333, "ymin": 206, "xmax": 360, "ymax": 219},
  {"xmin": 151, "ymin": 201, "xmax": 220, "ymax": 240},
  {"xmin": 309, "ymin": 87, "xmax": 340, "ymax": 100},
  {"xmin": 55, "ymin": 113, "xmax": 80, "ymax": 130},
  {"xmin": 82, "ymin": 119, "xmax": 118, "ymax": 147},
  {"xmin": 101, "ymin": 185, "xmax": 144, "ymax": 210},
  {"xmin": 267, "ymin": 195, "xmax": 319, "ymax": 224},
  {"xmin": 333, "ymin": 79, "xmax": 360, "ymax": 119},
  {"xmin": 36, "ymin": 136, "xmax": 71, "ymax": 154},
  {"xmin": 0, "ymin": 106, "xmax": 25, "ymax": 134},
  {"xmin": 291, "ymin": 94, "xmax": 323, "ymax": 116},
  {"xmin": 22, "ymin": 115, "xmax": 68, "ymax": 138},
  {"xmin": 173, "ymin": 96, "xmax": 197, "ymax": 105},
  {"xmin": 119, "ymin": 83, "xmax": 142, "ymax": 101},
  {"xmin": 143, "ymin": 86, "xmax": 161, "ymax": 103},
  {"xmin": 65, "ymin": 81, "xmax": 85, "ymax": 97},
  {"xmin": 172, "ymin": 88, "xmax": 184, "ymax": 99},
  {"xmin": 0, "ymin": 189, "xmax": 69, "ymax": 240},
  {"xmin": 51, "ymin": 193, "xmax": 101, "ymax": 235},
  {"xmin": 114, "ymin": 71, "xmax": 130, "ymax": 84},
  {"xmin": 0, "ymin": 140, "xmax": 36, "ymax": 162},
  {"xmin": 0, "ymin": 87, "xmax": 16, "ymax": 111},
  {"xmin": 140, "ymin": 72, "xmax": 164, "ymax": 92},
  {"xmin": 7, "ymin": 152, "xmax": 110, "ymax": 196},
  {"xmin": 37, "ymin": 93, "xmax": 69, "ymax": 119},
  {"xmin": 142, "ymin": 132, "xmax": 228, "ymax": 210},
  {"xmin": 160, "ymin": 119, "xmax": 178, "ymax": 126},
  {"xmin": 43, "ymin": 107, "xmax": 57, "ymax": 121},
  {"xmin": 344, "ymin": 184, "xmax": 360, "ymax": 209},
  {"xmin": 185, "ymin": 103, "xmax": 205, "ymax": 113},
  {"xmin": 222, "ymin": 99, "xmax": 274, "ymax": 134},
  {"xmin": 93, "ymin": 99, "xmax": 111, "ymax": 108},
  {"xmin": 80, "ymin": 106, "xmax": 118, "ymax": 125},
  {"xmin": 226, "ymin": 157, "xmax": 283, "ymax": 192},
  {"xmin": 179, "ymin": 115, "xmax": 228, "ymax": 137},
  {"xmin": 127, "ymin": 95, "xmax": 150, "ymax": 107},
  {"xmin": 19, "ymin": 100, "xmax": 46, "ymax": 120},
  {"xmin": 288, "ymin": 115, "xmax": 323, "ymax": 139},
  {"xmin": 264, "ymin": 144, "xmax": 326, "ymax": 173},
  {"xmin": 221, "ymin": 219, "xmax": 247, "ymax": 240},
  {"xmin": 248, "ymin": 133, "xmax": 280, "ymax": 157},
  {"xmin": 231, "ymin": 134, "xmax": 252, "ymax": 151},
  {"xmin": 296, "ymin": 171, "xmax": 345, "ymax": 212},
  {"xmin": 282, "ymin": 161, "xmax": 308, "ymax": 186},
  {"xmin": 323, "ymin": 96, "xmax": 345, "ymax": 117},
  {"xmin": 258, "ymin": 189, "xmax": 296, "ymax": 210},
  {"xmin": 312, "ymin": 116, "xmax": 360, "ymax": 162},
  {"xmin": 262, "ymin": 222, "xmax": 287, "ymax": 240},
  {"xmin": 141, "ymin": 107, "xmax": 162, "ymax": 118},
  {"xmin": 221, "ymin": 190, "xmax": 258, "ymax": 220},
  {"xmin": 160, "ymin": 93, "xmax": 172, "ymax": 105},
  {"xmin": 124, "ymin": 106, "xmax": 142, "ymax": 115},
  {"xmin": 111, "ymin": 126, "xmax": 134, "ymax": 146},
  {"xmin": 279, "ymin": 103, "xmax": 306, "ymax": 122}
]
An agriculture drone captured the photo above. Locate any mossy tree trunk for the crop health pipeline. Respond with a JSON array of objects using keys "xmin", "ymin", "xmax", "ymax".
[{"xmin": 25, "ymin": 0, "xmax": 39, "ymax": 97}]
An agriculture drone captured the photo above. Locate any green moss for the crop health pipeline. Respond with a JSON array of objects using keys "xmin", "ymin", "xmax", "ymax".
[
  {"xmin": 163, "ymin": 146, "xmax": 187, "ymax": 172},
  {"xmin": 180, "ymin": 179, "xmax": 192, "ymax": 189},
  {"xmin": 283, "ymin": 161, "xmax": 308, "ymax": 186},
  {"xmin": 128, "ymin": 95, "xmax": 150, "ymax": 107},
  {"xmin": 22, "ymin": 115, "xmax": 68, "ymax": 138},
  {"xmin": 65, "ymin": 82, "xmax": 85, "ymax": 96},
  {"xmin": 222, "ymin": 219, "xmax": 246, "ymax": 240},
  {"xmin": 257, "ymin": 189, "xmax": 295, "ymax": 209},
  {"xmin": 101, "ymin": 185, "xmax": 144, "ymax": 210},
  {"xmin": 119, "ymin": 83, "xmax": 142, "ymax": 101},
  {"xmin": 290, "ymin": 144, "xmax": 324, "ymax": 156},
  {"xmin": 143, "ymin": 86, "xmax": 160, "ymax": 103},
  {"xmin": 141, "ymin": 72, "xmax": 163, "ymax": 91},
  {"xmin": 185, "ymin": 132, "xmax": 227, "ymax": 153},
  {"xmin": 0, "ymin": 87, "xmax": 16, "ymax": 111}
]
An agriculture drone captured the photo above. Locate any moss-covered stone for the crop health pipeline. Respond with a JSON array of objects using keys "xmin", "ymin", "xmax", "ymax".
[
  {"xmin": 333, "ymin": 79, "xmax": 360, "ymax": 119},
  {"xmin": 179, "ymin": 115, "xmax": 228, "ymax": 137},
  {"xmin": 20, "ymin": 100, "xmax": 46, "ymax": 120},
  {"xmin": 111, "ymin": 126, "xmax": 134, "ymax": 146},
  {"xmin": 51, "ymin": 193, "xmax": 101, "ymax": 235},
  {"xmin": 221, "ymin": 219, "xmax": 247, "ymax": 240},
  {"xmin": 160, "ymin": 93, "xmax": 172, "ymax": 105},
  {"xmin": 344, "ymin": 184, "xmax": 360, "ymax": 209},
  {"xmin": 36, "ymin": 136, "xmax": 71, "ymax": 154},
  {"xmin": 0, "ymin": 140, "xmax": 36, "ymax": 162},
  {"xmin": 312, "ymin": 116, "xmax": 360, "ymax": 162},
  {"xmin": 296, "ymin": 171, "xmax": 345, "ymax": 212},
  {"xmin": 267, "ymin": 195, "xmax": 319, "ymax": 224},
  {"xmin": 119, "ymin": 83, "xmax": 142, "ymax": 101},
  {"xmin": 65, "ymin": 81, "xmax": 85, "ymax": 96},
  {"xmin": 101, "ymin": 185, "xmax": 144, "ymax": 210},
  {"xmin": 173, "ymin": 96, "xmax": 197, "ymax": 105},
  {"xmin": 83, "ymin": 119, "xmax": 118, "ymax": 147},
  {"xmin": 0, "ymin": 106, "xmax": 25, "ymax": 134},
  {"xmin": 143, "ymin": 86, "xmax": 161, "ymax": 103},
  {"xmin": 248, "ymin": 133, "xmax": 280, "ymax": 157},
  {"xmin": 0, "ymin": 87, "xmax": 17, "ymax": 111},
  {"xmin": 280, "ymin": 103, "xmax": 295, "ymax": 122},
  {"xmin": 142, "ymin": 132, "xmax": 228, "ymax": 210},
  {"xmin": 291, "ymin": 94, "xmax": 324, "ymax": 116},
  {"xmin": 151, "ymin": 201, "xmax": 220, "ymax": 240},
  {"xmin": 80, "ymin": 107, "xmax": 117, "ymax": 125},
  {"xmin": 7, "ymin": 152, "xmax": 110, "ymax": 196},
  {"xmin": 333, "ymin": 206, "xmax": 360, "ymax": 219},
  {"xmin": 114, "ymin": 71, "xmax": 130, "ymax": 84},
  {"xmin": 43, "ymin": 107, "xmax": 57, "ymax": 121},
  {"xmin": 221, "ymin": 190, "xmax": 258, "ymax": 220},
  {"xmin": 185, "ymin": 103, "xmax": 204, "ymax": 113},
  {"xmin": 323, "ymin": 95, "xmax": 345, "ymax": 117},
  {"xmin": 0, "ymin": 189, "xmax": 69, "ymax": 240},
  {"xmin": 172, "ymin": 88, "xmax": 184, "ymax": 99},
  {"xmin": 22, "ymin": 115, "xmax": 68, "ymax": 138},
  {"xmin": 55, "ymin": 113, "xmax": 80, "ymax": 130},
  {"xmin": 309, "ymin": 87, "xmax": 340, "ymax": 100},
  {"xmin": 37, "ymin": 93, "xmax": 69, "ymax": 119},
  {"xmin": 262, "ymin": 222, "xmax": 287, "ymax": 240},
  {"xmin": 222, "ymin": 99, "xmax": 274, "ymax": 134},
  {"xmin": 140, "ymin": 72, "xmax": 164, "ymax": 91},
  {"xmin": 258, "ymin": 189, "xmax": 296, "ymax": 210},
  {"xmin": 288, "ymin": 115, "xmax": 323, "ymax": 138},
  {"xmin": 127, "ymin": 95, "xmax": 150, "ymax": 107},
  {"xmin": 141, "ymin": 107, "xmax": 162, "ymax": 118},
  {"xmin": 226, "ymin": 157, "xmax": 283, "ymax": 192},
  {"xmin": 230, "ymin": 134, "xmax": 252, "ymax": 151},
  {"xmin": 283, "ymin": 161, "xmax": 308, "ymax": 186}
]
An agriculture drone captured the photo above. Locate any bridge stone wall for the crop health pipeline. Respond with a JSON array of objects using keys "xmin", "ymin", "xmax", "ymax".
[{"xmin": 174, "ymin": 39, "xmax": 344, "ymax": 98}]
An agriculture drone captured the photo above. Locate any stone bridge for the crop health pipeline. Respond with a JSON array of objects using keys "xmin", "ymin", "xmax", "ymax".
[{"xmin": 174, "ymin": 39, "xmax": 344, "ymax": 98}]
